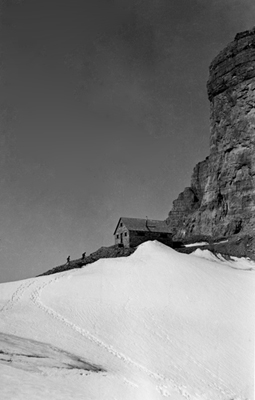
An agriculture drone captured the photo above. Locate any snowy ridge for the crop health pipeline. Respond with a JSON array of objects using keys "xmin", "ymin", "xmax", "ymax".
[
  {"xmin": 0, "ymin": 241, "xmax": 254, "ymax": 400},
  {"xmin": 191, "ymin": 248, "xmax": 255, "ymax": 270}
]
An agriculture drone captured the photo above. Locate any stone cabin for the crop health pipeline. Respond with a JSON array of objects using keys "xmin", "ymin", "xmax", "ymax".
[{"xmin": 114, "ymin": 217, "xmax": 173, "ymax": 248}]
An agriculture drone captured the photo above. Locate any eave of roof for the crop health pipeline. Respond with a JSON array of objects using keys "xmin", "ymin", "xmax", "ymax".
[{"xmin": 113, "ymin": 217, "xmax": 172, "ymax": 234}]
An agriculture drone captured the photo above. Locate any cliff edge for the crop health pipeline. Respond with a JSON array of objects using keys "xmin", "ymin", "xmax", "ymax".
[{"xmin": 166, "ymin": 27, "xmax": 255, "ymax": 259}]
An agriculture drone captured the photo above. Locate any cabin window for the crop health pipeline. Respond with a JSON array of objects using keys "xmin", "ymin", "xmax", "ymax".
[
  {"xmin": 116, "ymin": 234, "xmax": 119, "ymax": 239},
  {"xmin": 124, "ymin": 232, "xmax": 127, "ymax": 236},
  {"xmin": 120, "ymin": 222, "xmax": 123, "ymax": 227}
]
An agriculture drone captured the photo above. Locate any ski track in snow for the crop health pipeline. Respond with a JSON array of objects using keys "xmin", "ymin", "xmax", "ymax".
[
  {"xmin": 123, "ymin": 257, "xmax": 247, "ymax": 400},
  {"xmin": 27, "ymin": 274, "xmax": 198, "ymax": 399},
  {"xmin": 0, "ymin": 280, "xmax": 36, "ymax": 313},
  {"xmin": 0, "ymin": 269, "xmax": 249, "ymax": 400},
  {"xmin": 122, "ymin": 300, "xmax": 237, "ymax": 400},
  {"xmin": 149, "ymin": 312, "xmax": 237, "ymax": 399}
]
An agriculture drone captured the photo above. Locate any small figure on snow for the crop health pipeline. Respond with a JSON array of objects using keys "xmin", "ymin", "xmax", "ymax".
[
  {"xmin": 67, "ymin": 255, "xmax": 70, "ymax": 264},
  {"xmin": 82, "ymin": 252, "xmax": 86, "ymax": 260}
]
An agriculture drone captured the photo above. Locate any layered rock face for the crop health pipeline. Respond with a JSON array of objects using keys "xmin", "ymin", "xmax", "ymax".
[{"xmin": 167, "ymin": 28, "xmax": 255, "ymax": 249}]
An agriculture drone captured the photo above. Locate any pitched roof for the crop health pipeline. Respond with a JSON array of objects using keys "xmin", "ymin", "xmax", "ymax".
[{"xmin": 113, "ymin": 217, "xmax": 172, "ymax": 235}]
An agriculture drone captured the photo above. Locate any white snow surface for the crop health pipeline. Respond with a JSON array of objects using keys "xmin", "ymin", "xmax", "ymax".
[
  {"xmin": 184, "ymin": 242, "xmax": 209, "ymax": 247},
  {"xmin": 191, "ymin": 248, "xmax": 255, "ymax": 270},
  {"xmin": 0, "ymin": 241, "xmax": 254, "ymax": 400}
]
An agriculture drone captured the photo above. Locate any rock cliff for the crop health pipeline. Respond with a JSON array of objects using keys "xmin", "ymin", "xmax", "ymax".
[{"xmin": 166, "ymin": 27, "xmax": 255, "ymax": 258}]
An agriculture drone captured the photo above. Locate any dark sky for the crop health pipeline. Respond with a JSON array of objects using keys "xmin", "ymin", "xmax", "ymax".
[{"xmin": 0, "ymin": 0, "xmax": 254, "ymax": 282}]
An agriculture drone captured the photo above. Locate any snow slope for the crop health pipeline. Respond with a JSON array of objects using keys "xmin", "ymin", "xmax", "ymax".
[{"xmin": 0, "ymin": 241, "xmax": 254, "ymax": 400}]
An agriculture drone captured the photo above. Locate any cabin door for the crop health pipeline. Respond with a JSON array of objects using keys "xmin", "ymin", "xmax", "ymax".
[{"xmin": 120, "ymin": 233, "xmax": 123, "ymax": 245}]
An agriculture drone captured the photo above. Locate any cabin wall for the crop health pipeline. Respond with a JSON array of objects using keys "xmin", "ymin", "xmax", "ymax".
[
  {"xmin": 129, "ymin": 231, "xmax": 173, "ymax": 248},
  {"xmin": 114, "ymin": 224, "xmax": 130, "ymax": 247},
  {"xmin": 114, "ymin": 220, "xmax": 173, "ymax": 248}
]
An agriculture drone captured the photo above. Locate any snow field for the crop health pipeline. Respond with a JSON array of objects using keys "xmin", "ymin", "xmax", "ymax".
[{"xmin": 0, "ymin": 241, "xmax": 254, "ymax": 400}]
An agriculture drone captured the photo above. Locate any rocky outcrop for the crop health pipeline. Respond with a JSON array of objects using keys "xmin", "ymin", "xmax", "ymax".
[
  {"xmin": 39, "ymin": 245, "xmax": 135, "ymax": 276},
  {"xmin": 166, "ymin": 27, "xmax": 255, "ymax": 258}
]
